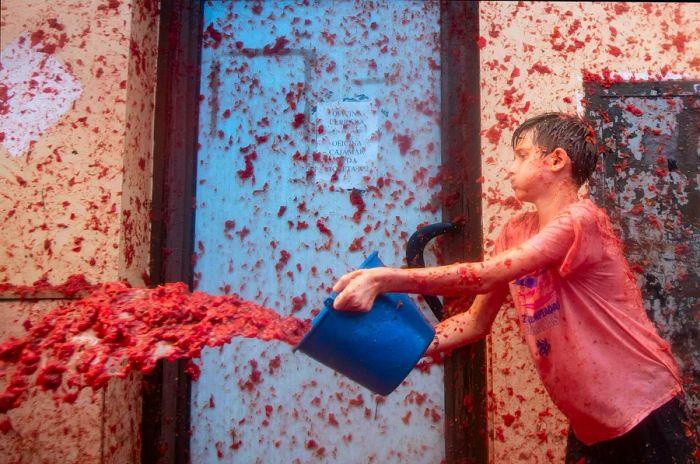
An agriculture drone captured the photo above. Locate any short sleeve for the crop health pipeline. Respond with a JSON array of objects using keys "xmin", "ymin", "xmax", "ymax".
[
  {"xmin": 493, "ymin": 212, "xmax": 536, "ymax": 255},
  {"xmin": 493, "ymin": 221, "xmax": 510, "ymax": 255},
  {"xmin": 525, "ymin": 205, "xmax": 603, "ymax": 277}
]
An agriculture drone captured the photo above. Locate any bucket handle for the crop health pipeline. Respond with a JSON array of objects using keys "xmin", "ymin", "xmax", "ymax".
[{"xmin": 406, "ymin": 221, "xmax": 461, "ymax": 321}]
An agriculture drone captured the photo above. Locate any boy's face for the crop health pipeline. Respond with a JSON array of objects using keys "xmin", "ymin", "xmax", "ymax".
[{"xmin": 507, "ymin": 131, "xmax": 554, "ymax": 203}]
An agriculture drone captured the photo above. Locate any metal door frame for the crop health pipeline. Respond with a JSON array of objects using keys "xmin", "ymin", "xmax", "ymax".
[{"xmin": 142, "ymin": 1, "xmax": 203, "ymax": 463}]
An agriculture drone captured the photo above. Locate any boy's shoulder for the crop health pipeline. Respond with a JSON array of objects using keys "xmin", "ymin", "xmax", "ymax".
[
  {"xmin": 496, "ymin": 199, "xmax": 611, "ymax": 254},
  {"xmin": 504, "ymin": 210, "xmax": 538, "ymax": 230},
  {"xmin": 567, "ymin": 198, "xmax": 602, "ymax": 217},
  {"xmin": 496, "ymin": 210, "xmax": 538, "ymax": 252},
  {"xmin": 562, "ymin": 199, "xmax": 610, "ymax": 233},
  {"xmin": 499, "ymin": 200, "xmax": 605, "ymax": 246}
]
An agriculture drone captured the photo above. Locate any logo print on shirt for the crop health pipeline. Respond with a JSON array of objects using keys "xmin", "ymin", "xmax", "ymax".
[
  {"xmin": 514, "ymin": 275, "xmax": 538, "ymax": 288},
  {"xmin": 536, "ymin": 338, "xmax": 551, "ymax": 357},
  {"xmin": 513, "ymin": 270, "xmax": 554, "ymax": 310},
  {"xmin": 514, "ymin": 270, "xmax": 561, "ymax": 334}
]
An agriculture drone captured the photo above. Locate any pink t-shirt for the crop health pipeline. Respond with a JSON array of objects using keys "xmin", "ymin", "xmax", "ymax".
[{"xmin": 494, "ymin": 199, "xmax": 682, "ymax": 445}]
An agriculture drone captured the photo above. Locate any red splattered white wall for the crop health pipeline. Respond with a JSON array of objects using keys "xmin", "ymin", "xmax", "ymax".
[
  {"xmin": 478, "ymin": 2, "xmax": 699, "ymax": 463},
  {"xmin": 0, "ymin": 0, "xmax": 698, "ymax": 462},
  {"xmin": 0, "ymin": 0, "xmax": 158, "ymax": 461}
]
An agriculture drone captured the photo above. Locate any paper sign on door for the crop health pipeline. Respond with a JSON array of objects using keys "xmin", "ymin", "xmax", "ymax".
[{"xmin": 314, "ymin": 100, "xmax": 379, "ymax": 190}]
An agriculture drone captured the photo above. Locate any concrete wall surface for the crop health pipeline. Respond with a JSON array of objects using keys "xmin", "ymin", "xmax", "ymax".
[{"xmin": 0, "ymin": 0, "xmax": 158, "ymax": 462}]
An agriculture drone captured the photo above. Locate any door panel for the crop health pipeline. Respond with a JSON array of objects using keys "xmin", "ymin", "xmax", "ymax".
[
  {"xmin": 587, "ymin": 82, "xmax": 699, "ymax": 430},
  {"xmin": 192, "ymin": 2, "xmax": 445, "ymax": 462}
]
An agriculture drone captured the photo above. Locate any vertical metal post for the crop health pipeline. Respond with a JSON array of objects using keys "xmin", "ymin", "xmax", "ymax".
[
  {"xmin": 439, "ymin": 1, "xmax": 488, "ymax": 462},
  {"xmin": 143, "ymin": 1, "xmax": 203, "ymax": 463}
]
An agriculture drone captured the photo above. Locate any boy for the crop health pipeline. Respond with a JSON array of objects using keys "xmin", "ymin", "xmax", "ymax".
[{"xmin": 332, "ymin": 113, "xmax": 696, "ymax": 463}]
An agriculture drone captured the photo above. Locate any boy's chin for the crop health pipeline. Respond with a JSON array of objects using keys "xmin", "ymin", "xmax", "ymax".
[
  {"xmin": 512, "ymin": 192, "xmax": 536, "ymax": 206},
  {"xmin": 510, "ymin": 189, "xmax": 528, "ymax": 203}
]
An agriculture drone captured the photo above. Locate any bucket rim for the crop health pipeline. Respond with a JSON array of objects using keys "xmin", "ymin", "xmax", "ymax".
[{"xmin": 358, "ymin": 250, "xmax": 380, "ymax": 268}]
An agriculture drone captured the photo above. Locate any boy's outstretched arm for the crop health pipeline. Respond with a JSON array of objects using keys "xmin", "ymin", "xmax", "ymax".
[
  {"xmin": 332, "ymin": 241, "xmax": 552, "ymax": 311},
  {"xmin": 424, "ymin": 285, "xmax": 509, "ymax": 356}
]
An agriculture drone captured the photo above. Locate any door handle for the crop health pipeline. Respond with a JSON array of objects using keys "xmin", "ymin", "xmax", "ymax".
[{"xmin": 405, "ymin": 221, "xmax": 461, "ymax": 321}]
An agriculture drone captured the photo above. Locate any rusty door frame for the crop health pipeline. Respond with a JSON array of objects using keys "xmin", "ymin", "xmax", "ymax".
[
  {"xmin": 439, "ymin": 2, "xmax": 487, "ymax": 463},
  {"xmin": 143, "ymin": 1, "xmax": 486, "ymax": 463},
  {"xmin": 142, "ymin": 1, "xmax": 203, "ymax": 463}
]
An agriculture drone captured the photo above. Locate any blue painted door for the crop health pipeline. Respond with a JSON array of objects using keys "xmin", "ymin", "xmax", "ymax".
[{"xmin": 192, "ymin": 2, "xmax": 445, "ymax": 462}]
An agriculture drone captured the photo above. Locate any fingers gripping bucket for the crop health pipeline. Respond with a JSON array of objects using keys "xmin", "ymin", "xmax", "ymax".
[{"xmin": 293, "ymin": 252, "xmax": 435, "ymax": 396}]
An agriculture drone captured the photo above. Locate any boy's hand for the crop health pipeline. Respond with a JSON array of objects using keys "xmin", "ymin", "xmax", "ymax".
[
  {"xmin": 422, "ymin": 335, "xmax": 440, "ymax": 358},
  {"xmin": 332, "ymin": 268, "xmax": 385, "ymax": 311}
]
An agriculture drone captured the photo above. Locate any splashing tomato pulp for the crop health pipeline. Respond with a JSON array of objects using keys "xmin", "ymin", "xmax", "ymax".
[{"xmin": 0, "ymin": 282, "xmax": 310, "ymax": 413}]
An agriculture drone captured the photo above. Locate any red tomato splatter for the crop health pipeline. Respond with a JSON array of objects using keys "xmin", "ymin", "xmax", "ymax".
[
  {"xmin": 267, "ymin": 355, "xmax": 281, "ymax": 374},
  {"xmin": 393, "ymin": 133, "xmax": 412, "ymax": 155},
  {"xmin": 291, "ymin": 293, "xmax": 307, "ymax": 312},
  {"xmin": 502, "ymin": 413, "xmax": 516, "ymax": 427},
  {"xmin": 292, "ymin": 113, "xmax": 305, "ymax": 129},
  {"xmin": 625, "ymin": 102, "xmax": 644, "ymax": 117},
  {"xmin": 236, "ymin": 226, "xmax": 250, "ymax": 241},
  {"xmin": 224, "ymin": 220, "xmax": 236, "ymax": 239},
  {"xmin": 262, "ymin": 36, "xmax": 290, "ymax": 56},
  {"xmin": 275, "ymin": 250, "xmax": 291, "ymax": 272},
  {"xmin": 0, "ymin": 417, "xmax": 12, "ymax": 434},
  {"xmin": 348, "ymin": 237, "xmax": 364, "ymax": 252},
  {"xmin": 349, "ymin": 189, "xmax": 366, "ymax": 223},
  {"xmin": 0, "ymin": 282, "xmax": 310, "ymax": 413},
  {"xmin": 0, "ymin": 273, "xmax": 94, "ymax": 298},
  {"xmin": 237, "ymin": 151, "xmax": 257, "ymax": 181},
  {"xmin": 205, "ymin": 23, "xmax": 223, "ymax": 49},
  {"xmin": 607, "ymin": 45, "xmax": 622, "ymax": 57},
  {"xmin": 613, "ymin": 3, "xmax": 630, "ymax": 14},
  {"xmin": 485, "ymin": 125, "xmax": 502, "ymax": 146},
  {"xmin": 528, "ymin": 63, "xmax": 553, "ymax": 75},
  {"xmin": 316, "ymin": 219, "xmax": 332, "ymax": 237}
]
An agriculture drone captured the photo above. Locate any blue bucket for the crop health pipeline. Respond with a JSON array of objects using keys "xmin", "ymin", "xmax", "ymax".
[{"xmin": 293, "ymin": 251, "xmax": 436, "ymax": 396}]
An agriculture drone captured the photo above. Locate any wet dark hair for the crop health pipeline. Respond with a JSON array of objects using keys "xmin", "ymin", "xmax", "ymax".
[{"xmin": 511, "ymin": 112, "xmax": 598, "ymax": 186}]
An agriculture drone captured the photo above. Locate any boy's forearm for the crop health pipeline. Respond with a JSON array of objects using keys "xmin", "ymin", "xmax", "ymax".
[
  {"xmin": 423, "ymin": 289, "xmax": 507, "ymax": 356},
  {"xmin": 333, "ymin": 247, "xmax": 526, "ymax": 311},
  {"xmin": 372, "ymin": 243, "xmax": 542, "ymax": 298},
  {"xmin": 374, "ymin": 262, "xmax": 492, "ymax": 296},
  {"xmin": 424, "ymin": 310, "xmax": 490, "ymax": 356}
]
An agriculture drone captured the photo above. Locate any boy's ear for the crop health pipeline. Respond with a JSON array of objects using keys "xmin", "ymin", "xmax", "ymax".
[{"xmin": 547, "ymin": 147, "xmax": 571, "ymax": 173}]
